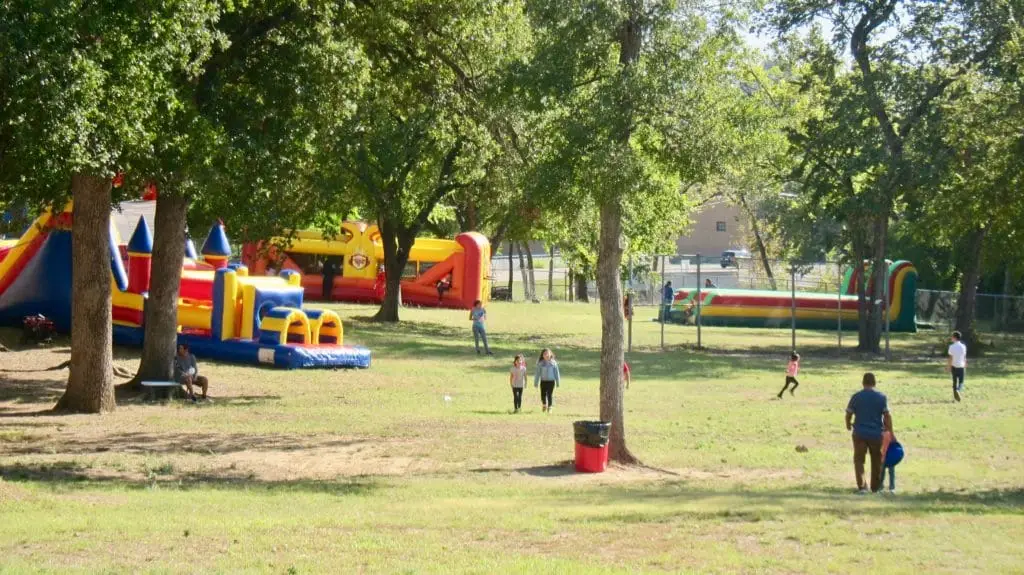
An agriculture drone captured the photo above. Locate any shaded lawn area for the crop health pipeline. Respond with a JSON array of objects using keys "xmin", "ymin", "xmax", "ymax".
[{"xmin": 1, "ymin": 302, "xmax": 1022, "ymax": 573}]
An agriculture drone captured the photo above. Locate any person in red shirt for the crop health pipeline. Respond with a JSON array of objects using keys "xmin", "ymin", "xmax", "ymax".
[
  {"xmin": 623, "ymin": 361, "xmax": 631, "ymax": 390},
  {"xmin": 777, "ymin": 352, "xmax": 800, "ymax": 399}
]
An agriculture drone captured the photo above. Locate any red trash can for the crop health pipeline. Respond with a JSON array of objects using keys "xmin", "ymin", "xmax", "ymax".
[
  {"xmin": 575, "ymin": 442, "xmax": 609, "ymax": 473},
  {"xmin": 573, "ymin": 420, "xmax": 611, "ymax": 473}
]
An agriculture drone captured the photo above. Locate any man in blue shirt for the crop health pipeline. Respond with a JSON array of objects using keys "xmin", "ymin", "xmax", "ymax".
[{"xmin": 845, "ymin": 372, "xmax": 893, "ymax": 493}]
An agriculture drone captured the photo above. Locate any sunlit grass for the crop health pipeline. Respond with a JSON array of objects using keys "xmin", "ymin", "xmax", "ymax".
[{"xmin": 1, "ymin": 301, "xmax": 1022, "ymax": 573}]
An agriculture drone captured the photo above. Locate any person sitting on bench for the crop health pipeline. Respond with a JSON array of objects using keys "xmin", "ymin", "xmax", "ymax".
[{"xmin": 175, "ymin": 343, "xmax": 208, "ymax": 401}]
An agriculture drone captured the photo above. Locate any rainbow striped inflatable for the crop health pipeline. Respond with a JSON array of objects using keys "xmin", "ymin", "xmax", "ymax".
[{"xmin": 666, "ymin": 260, "xmax": 917, "ymax": 332}]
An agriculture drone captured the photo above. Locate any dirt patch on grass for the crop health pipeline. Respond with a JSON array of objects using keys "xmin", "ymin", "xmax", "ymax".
[
  {"xmin": 211, "ymin": 439, "xmax": 438, "ymax": 480},
  {"xmin": 0, "ymin": 477, "xmax": 33, "ymax": 502},
  {"xmin": 1, "ymin": 434, "xmax": 438, "ymax": 485}
]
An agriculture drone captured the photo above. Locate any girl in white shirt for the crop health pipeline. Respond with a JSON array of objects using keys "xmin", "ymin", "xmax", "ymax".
[{"xmin": 509, "ymin": 354, "xmax": 527, "ymax": 413}]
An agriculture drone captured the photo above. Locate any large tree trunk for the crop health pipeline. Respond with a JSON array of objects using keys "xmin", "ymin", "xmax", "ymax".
[
  {"xmin": 460, "ymin": 198, "xmax": 478, "ymax": 233},
  {"xmin": 523, "ymin": 241, "xmax": 537, "ymax": 302},
  {"xmin": 517, "ymin": 241, "xmax": 530, "ymax": 300},
  {"xmin": 868, "ymin": 214, "xmax": 888, "ymax": 353},
  {"xmin": 574, "ymin": 270, "xmax": 589, "ymax": 303},
  {"xmin": 856, "ymin": 215, "xmax": 885, "ymax": 353},
  {"xmin": 954, "ymin": 227, "xmax": 987, "ymax": 354},
  {"xmin": 597, "ymin": 197, "xmax": 636, "ymax": 464},
  {"xmin": 55, "ymin": 174, "xmax": 115, "ymax": 413},
  {"xmin": 374, "ymin": 217, "xmax": 410, "ymax": 323},
  {"xmin": 129, "ymin": 193, "xmax": 188, "ymax": 387},
  {"xmin": 595, "ymin": 7, "xmax": 642, "ymax": 465}
]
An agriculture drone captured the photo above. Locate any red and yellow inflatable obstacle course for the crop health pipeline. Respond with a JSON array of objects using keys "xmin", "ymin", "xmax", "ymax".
[
  {"xmin": 666, "ymin": 260, "xmax": 918, "ymax": 332},
  {"xmin": 242, "ymin": 222, "xmax": 490, "ymax": 310}
]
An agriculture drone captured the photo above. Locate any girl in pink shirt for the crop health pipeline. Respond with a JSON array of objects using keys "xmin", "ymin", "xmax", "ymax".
[{"xmin": 777, "ymin": 352, "xmax": 800, "ymax": 399}]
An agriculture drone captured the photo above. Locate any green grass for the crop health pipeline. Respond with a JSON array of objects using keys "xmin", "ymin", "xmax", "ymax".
[{"xmin": 1, "ymin": 302, "xmax": 1023, "ymax": 574}]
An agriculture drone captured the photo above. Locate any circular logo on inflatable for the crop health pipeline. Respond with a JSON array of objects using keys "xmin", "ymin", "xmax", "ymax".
[{"xmin": 350, "ymin": 251, "xmax": 369, "ymax": 270}]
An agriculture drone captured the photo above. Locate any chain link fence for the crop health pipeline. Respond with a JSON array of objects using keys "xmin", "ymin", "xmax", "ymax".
[
  {"xmin": 621, "ymin": 255, "xmax": 862, "ymax": 355},
  {"xmin": 488, "ymin": 250, "xmax": 1021, "ymax": 357},
  {"xmin": 917, "ymin": 290, "xmax": 1024, "ymax": 335},
  {"xmin": 488, "ymin": 251, "xmax": 573, "ymax": 302}
]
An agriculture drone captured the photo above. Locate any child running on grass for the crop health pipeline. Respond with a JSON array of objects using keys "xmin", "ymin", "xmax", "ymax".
[
  {"xmin": 777, "ymin": 352, "xmax": 800, "ymax": 399},
  {"xmin": 509, "ymin": 354, "xmax": 527, "ymax": 413},
  {"xmin": 534, "ymin": 348, "xmax": 560, "ymax": 413}
]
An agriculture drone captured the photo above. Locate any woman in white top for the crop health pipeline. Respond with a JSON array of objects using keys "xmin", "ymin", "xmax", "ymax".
[{"xmin": 509, "ymin": 354, "xmax": 527, "ymax": 413}]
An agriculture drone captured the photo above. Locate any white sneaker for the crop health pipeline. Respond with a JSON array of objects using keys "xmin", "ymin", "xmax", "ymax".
[{"xmin": 857, "ymin": 488, "xmax": 868, "ymax": 496}]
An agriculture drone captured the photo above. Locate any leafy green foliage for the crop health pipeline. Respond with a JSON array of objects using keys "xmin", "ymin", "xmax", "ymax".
[{"xmin": 0, "ymin": 0, "xmax": 222, "ymax": 204}]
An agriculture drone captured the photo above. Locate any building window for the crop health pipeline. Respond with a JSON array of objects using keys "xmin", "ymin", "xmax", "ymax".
[{"xmin": 715, "ymin": 221, "xmax": 727, "ymax": 232}]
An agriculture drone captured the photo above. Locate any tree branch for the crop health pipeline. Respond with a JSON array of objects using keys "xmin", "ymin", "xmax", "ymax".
[
  {"xmin": 850, "ymin": 0, "xmax": 900, "ymax": 159},
  {"xmin": 409, "ymin": 138, "xmax": 466, "ymax": 237}
]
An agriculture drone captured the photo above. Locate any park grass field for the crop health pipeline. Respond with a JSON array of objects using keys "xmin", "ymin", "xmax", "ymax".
[{"xmin": 1, "ymin": 301, "xmax": 1022, "ymax": 574}]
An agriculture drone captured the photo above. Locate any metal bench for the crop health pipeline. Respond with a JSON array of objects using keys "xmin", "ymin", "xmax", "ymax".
[{"xmin": 140, "ymin": 380, "xmax": 180, "ymax": 401}]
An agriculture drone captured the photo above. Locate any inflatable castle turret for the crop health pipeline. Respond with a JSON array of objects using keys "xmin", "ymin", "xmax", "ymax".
[
  {"xmin": 126, "ymin": 216, "xmax": 153, "ymax": 295},
  {"xmin": 185, "ymin": 230, "xmax": 198, "ymax": 260},
  {"xmin": 201, "ymin": 220, "xmax": 231, "ymax": 269}
]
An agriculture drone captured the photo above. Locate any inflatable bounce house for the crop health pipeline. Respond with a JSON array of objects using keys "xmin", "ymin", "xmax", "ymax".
[
  {"xmin": 242, "ymin": 222, "xmax": 490, "ymax": 310},
  {"xmin": 666, "ymin": 260, "xmax": 918, "ymax": 332},
  {"xmin": 0, "ymin": 204, "xmax": 371, "ymax": 368}
]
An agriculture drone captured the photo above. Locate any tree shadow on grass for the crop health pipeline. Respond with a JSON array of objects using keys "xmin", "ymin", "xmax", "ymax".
[
  {"xmin": 517, "ymin": 461, "xmax": 577, "ymax": 477},
  {"xmin": 0, "ymin": 376, "xmax": 65, "ymax": 411},
  {"xmin": 568, "ymin": 481, "xmax": 1024, "ymax": 520},
  {"xmin": 0, "ymin": 430, "xmax": 370, "ymax": 457},
  {"xmin": 0, "ymin": 460, "xmax": 379, "ymax": 496}
]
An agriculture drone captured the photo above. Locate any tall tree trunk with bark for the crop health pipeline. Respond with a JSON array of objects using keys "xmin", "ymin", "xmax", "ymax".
[
  {"xmin": 523, "ymin": 241, "xmax": 537, "ymax": 302},
  {"xmin": 516, "ymin": 242, "xmax": 530, "ymax": 300},
  {"xmin": 374, "ymin": 216, "xmax": 411, "ymax": 323},
  {"xmin": 862, "ymin": 214, "xmax": 889, "ymax": 353},
  {"xmin": 597, "ymin": 197, "xmax": 636, "ymax": 463},
  {"xmin": 954, "ymin": 227, "xmax": 987, "ymax": 354},
  {"xmin": 129, "ymin": 193, "xmax": 188, "ymax": 386},
  {"xmin": 594, "ymin": 7, "xmax": 642, "ymax": 464},
  {"xmin": 55, "ymin": 174, "xmax": 115, "ymax": 413}
]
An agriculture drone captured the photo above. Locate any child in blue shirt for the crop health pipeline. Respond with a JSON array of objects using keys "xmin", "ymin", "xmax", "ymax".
[
  {"xmin": 469, "ymin": 300, "xmax": 492, "ymax": 355},
  {"xmin": 880, "ymin": 430, "xmax": 905, "ymax": 493},
  {"xmin": 534, "ymin": 348, "xmax": 561, "ymax": 413}
]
